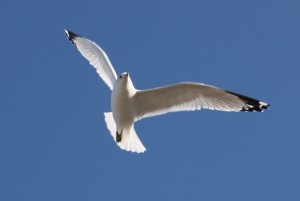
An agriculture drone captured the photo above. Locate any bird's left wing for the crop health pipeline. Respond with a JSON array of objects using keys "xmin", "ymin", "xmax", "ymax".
[
  {"xmin": 65, "ymin": 29, "xmax": 117, "ymax": 90},
  {"xmin": 134, "ymin": 82, "xmax": 269, "ymax": 121}
]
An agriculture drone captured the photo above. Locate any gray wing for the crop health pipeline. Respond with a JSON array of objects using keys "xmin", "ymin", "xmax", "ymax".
[
  {"xmin": 65, "ymin": 30, "xmax": 117, "ymax": 90},
  {"xmin": 134, "ymin": 82, "xmax": 269, "ymax": 121}
]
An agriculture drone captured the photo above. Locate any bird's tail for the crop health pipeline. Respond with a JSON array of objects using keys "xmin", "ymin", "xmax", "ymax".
[{"xmin": 104, "ymin": 112, "xmax": 146, "ymax": 153}]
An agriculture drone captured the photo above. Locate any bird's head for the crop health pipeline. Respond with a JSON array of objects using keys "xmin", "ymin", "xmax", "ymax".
[
  {"xmin": 118, "ymin": 72, "xmax": 129, "ymax": 80},
  {"xmin": 115, "ymin": 72, "xmax": 136, "ymax": 93}
]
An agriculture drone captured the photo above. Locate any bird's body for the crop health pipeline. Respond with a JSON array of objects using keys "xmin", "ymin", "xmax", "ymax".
[
  {"xmin": 65, "ymin": 29, "xmax": 270, "ymax": 153},
  {"xmin": 111, "ymin": 73, "xmax": 135, "ymax": 131}
]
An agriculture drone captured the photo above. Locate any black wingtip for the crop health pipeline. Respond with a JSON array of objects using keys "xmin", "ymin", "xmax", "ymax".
[
  {"xmin": 64, "ymin": 29, "xmax": 80, "ymax": 46},
  {"xmin": 225, "ymin": 90, "xmax": 270, "ymax": 112},
  {"xmin": 261, "ymin": 104, "xmax": 270, "ymax": 110}
]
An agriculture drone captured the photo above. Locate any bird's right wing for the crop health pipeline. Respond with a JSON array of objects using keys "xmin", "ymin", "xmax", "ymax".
[
  {"xmin": 65, "ymin": 29, "xmax": 117, "ymax": 90},
  {"xmin": 134, "ymin": 82, "xmax": 269, "ymax": 121}
]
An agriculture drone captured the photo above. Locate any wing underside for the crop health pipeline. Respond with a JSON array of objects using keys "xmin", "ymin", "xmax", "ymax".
[
  {"xmin": 65, "ymin": 29, "xmax": 117, "ymax": 90},
  {"xmin": 134, "ymin": 82, "xmax": 269, "ymax": 121}
]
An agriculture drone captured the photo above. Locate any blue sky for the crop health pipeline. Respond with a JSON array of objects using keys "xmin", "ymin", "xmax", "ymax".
[{"xmin": 1, "ymin": 0, "xmax": 299, "ymax": 200}]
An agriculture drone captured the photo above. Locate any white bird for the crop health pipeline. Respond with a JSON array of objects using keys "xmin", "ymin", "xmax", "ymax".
[{"xmin": 64, "ymin": 29, "xmax": 270, "ymax": 153}]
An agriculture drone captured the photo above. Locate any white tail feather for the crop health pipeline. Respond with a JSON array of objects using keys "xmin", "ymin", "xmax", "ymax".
[{"xmin": 104, "ymin": 112, "xmax": 146, "ymax": 153}]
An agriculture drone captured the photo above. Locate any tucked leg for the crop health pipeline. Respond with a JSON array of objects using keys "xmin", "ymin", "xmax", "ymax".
[{"xmin": 116, "ymin": 130, "xmax": 123, "ymax": 143}]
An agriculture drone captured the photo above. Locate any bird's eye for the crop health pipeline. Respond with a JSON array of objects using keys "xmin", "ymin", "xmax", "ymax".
[{"xmin": 119, "ymin": 75, "xmax": 122, "ymax": 79}]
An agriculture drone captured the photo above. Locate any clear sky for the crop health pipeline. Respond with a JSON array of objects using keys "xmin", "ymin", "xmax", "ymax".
[{"xmin": 1, "ymin": 0, "xmax": 299, "ymax": 200}]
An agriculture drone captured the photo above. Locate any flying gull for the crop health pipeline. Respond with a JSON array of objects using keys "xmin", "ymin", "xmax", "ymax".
[{"xmin": 64, "ymin": 29, "xmax": 270, "ymax": 153}]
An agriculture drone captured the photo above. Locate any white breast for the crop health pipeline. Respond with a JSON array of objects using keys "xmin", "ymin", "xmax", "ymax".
[{"xmin": 111, "ymin": 80, "xmax": 135, "ymax": 130}]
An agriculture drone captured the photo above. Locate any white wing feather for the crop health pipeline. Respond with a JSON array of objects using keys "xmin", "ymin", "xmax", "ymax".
[
  {"xmin": 65, "ymin": 30, "xmax": 117, "ymax": 90},
  {"xmin": 134, "ymin": 82, "xmax": 269, "ymax": 121}
]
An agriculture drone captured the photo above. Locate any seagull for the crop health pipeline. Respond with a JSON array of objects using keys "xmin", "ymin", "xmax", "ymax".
[{"xmin": 64, "ymin": 29, "xmax": 270, "ymax": 153}]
